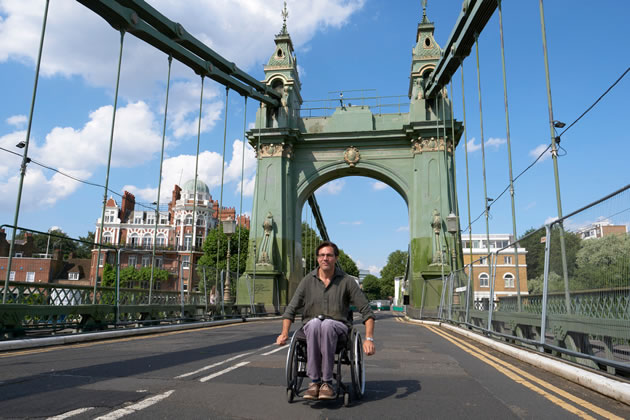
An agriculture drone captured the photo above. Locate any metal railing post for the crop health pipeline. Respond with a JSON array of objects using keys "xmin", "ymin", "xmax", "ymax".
[
  {"xmin": 540, "ymin": 225, "xmax": 552, "ymax": 348},
  {"xmin": 487, "ymin": 252, "xmax": 496, "ymax": 331}
]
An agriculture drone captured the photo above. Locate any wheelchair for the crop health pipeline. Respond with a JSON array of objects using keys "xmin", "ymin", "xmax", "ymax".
[{"xmin": 285, "ymin": 320, "xmax": 365, "ymax": 406}]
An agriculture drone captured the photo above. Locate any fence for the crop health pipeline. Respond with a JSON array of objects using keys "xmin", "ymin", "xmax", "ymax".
[
  {"xmin": 0, "ymin": 227, "xmax": 269, "ymax": 338},
  {"xmin": 298, "ymin": 93, "xmax": 410, "ymax": 118},
  {"xmin": 436, "ymin": 185, "xmax": 630, "ymax": 377}
]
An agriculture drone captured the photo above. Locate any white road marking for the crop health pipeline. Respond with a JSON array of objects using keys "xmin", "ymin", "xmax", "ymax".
[
  {"xmin": 199, "ymin": 361, "xmax": 250, "ymax": 382},
  {"xmin": 261, "ymin": 345, "xmax": 288, "ymax": 356},
  {"xmin": 175, "ymin": 352, "xmax": 253, "ymax": 378},
  {"xmin": 93, "ymin": 390, "xmax": 174, "ymax": 420},
  {"xmin": 46, "ymin": 407, "xmax": 94, "ymax": 420}
]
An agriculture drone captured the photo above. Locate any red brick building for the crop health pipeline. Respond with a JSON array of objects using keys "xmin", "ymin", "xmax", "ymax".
[{"xmin": 90, "ymin": 180, "xmax": 249, "ymax": 292}]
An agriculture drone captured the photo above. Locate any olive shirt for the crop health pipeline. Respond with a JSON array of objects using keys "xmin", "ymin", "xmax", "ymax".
[{"xmin": 282, "ymin": 266, "xmax": 375, "ymax": 329}]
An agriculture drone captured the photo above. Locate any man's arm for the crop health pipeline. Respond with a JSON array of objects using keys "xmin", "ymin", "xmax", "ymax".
[
  {"xmin": 276, "ymin": 318, "xmax": 292, "ymax": 345},
  {"xmin": 363, "ymin": 318, "xmax": 375, "ymax": 355}
]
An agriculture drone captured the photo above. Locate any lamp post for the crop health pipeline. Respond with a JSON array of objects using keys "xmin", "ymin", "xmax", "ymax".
[
  {"xmin": 222, "ymin": 217, "xmax": 236, "ymax": 304},
  {"xmin": 446, "ymin": 212, "xmax": 459, "ymax": 319}
]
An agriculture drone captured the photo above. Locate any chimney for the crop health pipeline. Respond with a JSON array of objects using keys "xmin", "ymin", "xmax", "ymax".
[{"xmin": 121, "ymin": 191, "xmax": 136, "ymax": 222}]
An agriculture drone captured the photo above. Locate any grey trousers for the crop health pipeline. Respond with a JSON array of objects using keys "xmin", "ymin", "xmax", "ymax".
[{"xmin": 303, "ymin": 318, "xmax": 348, "ymax": 382}]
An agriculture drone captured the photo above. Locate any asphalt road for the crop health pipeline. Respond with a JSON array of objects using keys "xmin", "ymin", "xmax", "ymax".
[{"xmin": 1, "ymin": 312, "xmax": 629, "ymax": 419}]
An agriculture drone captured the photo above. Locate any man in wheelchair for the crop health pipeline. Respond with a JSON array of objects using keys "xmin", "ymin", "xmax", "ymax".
[{"xmin": 276, "ymin": 241, "xmax": 375, "ymax": 401}]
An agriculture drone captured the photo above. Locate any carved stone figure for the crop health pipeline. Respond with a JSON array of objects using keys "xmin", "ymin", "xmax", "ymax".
[{"xmin": 258, "ymin": 211, "xmax": 274, "ymax": 265}]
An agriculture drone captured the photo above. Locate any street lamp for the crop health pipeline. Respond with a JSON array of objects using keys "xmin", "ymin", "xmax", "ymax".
[
  {"xmin": 222, "ymin": 217, "xmax": 237, "ymax": 304},
  {"xmin": 446, "ymin": 212, "xmax": 459, "ymax": 270}
]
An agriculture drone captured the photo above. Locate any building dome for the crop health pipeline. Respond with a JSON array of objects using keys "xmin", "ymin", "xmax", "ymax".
[{"xmin": 182, "ymin": 179, "xmax": 210, "ymax": 194}]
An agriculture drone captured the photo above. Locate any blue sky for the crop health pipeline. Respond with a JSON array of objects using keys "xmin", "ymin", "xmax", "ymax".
[{"xmin": 0, "ymin": 1, "xmax": 628, "ymax": 276}]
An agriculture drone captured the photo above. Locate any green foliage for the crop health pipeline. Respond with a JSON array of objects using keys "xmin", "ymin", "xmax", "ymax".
[
  {"xmin": 379, "ymin": 250, "xmax": 407, "ymax": 299},
  {"xmin": 17, "ymin": 228, "xmax": 77, "ymax": 258},
  {"xmin": 518, "ymin": 226, "xmax": 581, "ymax": 280},
  {"xmin": 75, "ymin": 231, "xmax": 95, "ymax": 259},
  {"xmin": 361, "ymin": 274, "xmax": 382, "ymax": 301},
  {"xmin": 337, "ymin": 249, "xmax": 359, "ymax": 277},
  {"xmin": 101, "ymin": 263, "xmax": 117, "ymax": 287},
  {"xmin": 198, "ymin": 225, "xmax": 249, "ymax": 275},
  {"xmin": 574, "ymin": 233, "xmax": 630, "ymax": 290},
  {"xmin": 100, "ymin": 263, "xmax": 168, "ymax": 289},
  {"xmin": 528, "ymin": 271, "xmax": 564, "ymax": 294},
  {"xmin": 301, "ymin": 222, "xmax": 322, "ymax": 272}
]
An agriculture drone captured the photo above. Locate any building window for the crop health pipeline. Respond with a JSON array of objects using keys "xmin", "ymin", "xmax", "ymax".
[
  {"xmin": 184, "ymin": 235, "xmax": 192, "ymax": 250},
  {"xmin": 156, "ymin": 235, "xmax": 166, "ymax": 247},
  {"xmin": 146, "ymin": 215, "xmax": 155, "ymax": 225},
  {"xmin": 197, "ymin": 218, "xmax": 204, "ymax": 226},
  {"xmin": 182, "ymin": 255, "xmax": 190, "ymax": 269},
  {"xmin": 68, "ymin": 272, "xmax": 79, "ymax": 280},
  {"xmin": 129, "ymin": 233, "xmax": 139, "ymax": 246},
  {"xmin": 155, "ymin": 257, "xmax": 163, "ymax": 268},
  {"xmin": 142, "ymin": 235, "xmax": 152, "ymax": 248},
  {"xmin": 9, "ymin": 271, "xmax": 15, "ymax": 281},
  {"xmin": 479, "ymin": 273, "xmax": 489, "ymax": 288},
  {"xmin": 103, "ymin": 232, "xmax": 112, "ymax": 244},
  {"xmin": 98, "ymin": 253, "xmax": 105, "ymax": 266},
  {"xmin": 196, "ymin": 237, "xmax": 203, "ymax": 248},
  {"xmin": 26, "ymin": 272, "xmax": 35, "ymax": 283},
  {"xmin": 142, "ymin": 255, "xmax": 151, "ymax": 267},
  {"xmin": 128, "ymin": 255, "xmax": 137, "ymax": 268},
  {"xmin": 479, "ymin": 257, "xmax": 487, "ymax": 265},
  {"xmin": 134, "ymin": 215, "xmax": 143, "ymax": 224},
  {"xmin": 185, "ymin": 215, "xmax": 193, "ymax": 225},
  {"xmin": 14, "ymin": 252, "xmax": 23, "ymax": 258},
  {"xmin": 503, "ymin": 256, "xmax": 513, "ymax": 265},
  {"xmin": 504, "ymin": 273, "xmax": 515, "ymax": 288}
]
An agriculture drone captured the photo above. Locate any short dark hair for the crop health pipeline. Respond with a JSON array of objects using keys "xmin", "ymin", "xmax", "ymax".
[{"xmin": 316, "ymin": 241, "xmax": 339, "ymax": 257}]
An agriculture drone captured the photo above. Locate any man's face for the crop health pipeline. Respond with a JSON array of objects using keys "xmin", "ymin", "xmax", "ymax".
[{"xmin": 317, "ymin": 246, "xmax": 337, "ymax": 270}]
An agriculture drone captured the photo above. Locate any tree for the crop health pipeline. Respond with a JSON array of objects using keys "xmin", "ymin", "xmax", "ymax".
[
  {"xmin": 337, "ymin": 249, "xmax": 359, "ymax": 277},
  {"xmin": 16, "ymin": 228, "xmax": 77, "ymax": 258},
  {"xmin": 518, "ymin": 226, "xmax": 582, "ymax": 281},
  {"xmin": 362, "ymin": 274, "xmax": 381, "ymax": 301},
  {"xmin": 574, "ymin": 233, "xmax": 630, "ymax": 290},
  {"xmin": 301, "ymin": 222, "xmax": 322, "ymax": 272},
  {"xmin": 380, "ymin": 250, "xmax": 408, "ymax": 299},
  {"xmin": 198, "ymin": 225, "xmax": 249, "ymax": 275},
  {"xmin": 101, "ymin": 263, "xmax": 117, "ymax": 287},
  {"xmin": 75, "ymin": 231, "xmax": 95, "ymax": 259}
]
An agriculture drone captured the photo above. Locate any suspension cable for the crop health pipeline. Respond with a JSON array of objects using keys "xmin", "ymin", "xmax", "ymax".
[
  {"xmin": 3, "ymin": 0, "xmax": 50, "ymax": 304},
  {"xmin": 192, "ymin": 76, "xmax": 205, "ymax": 296},
  {"xmin": 236, "ymin": 96, "xmax": 247, "ymax": 293},
  {"xmin": 216, "ymin": 87, "xmax": 230, "ymax": 304},
  {"xmin": 149, "ymin": 54, "xmax": 173, "ymax": 304},
  {"xmin": 94, "ymin": 29, "xmax": 125, "ymax": 305}
]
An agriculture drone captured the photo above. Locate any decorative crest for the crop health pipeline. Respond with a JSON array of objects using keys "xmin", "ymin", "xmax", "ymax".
[
  {"xmin": 280, "ymin": 1, "xmax": 289, "ymax": 35},
  {"xmin": 421, "ymin": 0, "xmax": 430, "ymax": 24}
]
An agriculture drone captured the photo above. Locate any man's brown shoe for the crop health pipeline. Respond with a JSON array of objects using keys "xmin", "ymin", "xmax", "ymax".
[
  {"xmin": 318, "ymin": 382, "xmax": 335, "ymax": 400},
  {"xmin": 303, "ymin": 382, "xmax": 320, "ymax": 400}
]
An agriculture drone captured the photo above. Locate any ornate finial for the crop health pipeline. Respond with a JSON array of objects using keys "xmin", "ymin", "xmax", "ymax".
[
  {"xmin": 421, "ymin": 0, "xmax": 430, "ymax": 24},
  {"xmin": 280, "ymin": 1, "xmax": 289, "ymax": 35}
]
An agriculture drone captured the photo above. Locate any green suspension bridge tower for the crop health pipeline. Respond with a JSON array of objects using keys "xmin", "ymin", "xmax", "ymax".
[{"xmin": 237, "ymin": 5, "xmax": 463, "ymax": 315}]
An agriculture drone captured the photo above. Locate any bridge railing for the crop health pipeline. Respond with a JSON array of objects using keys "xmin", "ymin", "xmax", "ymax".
[
  {"xmin": 438, "ymin": 184, "xmax": 630, "ymax": 377},
  {"xmin": 0, "ymin": 227, "xmax": 267, "ymax": 339},
  {"xmin": 298, "ymin": 94, "xmax": 410, "ymax": 118}
]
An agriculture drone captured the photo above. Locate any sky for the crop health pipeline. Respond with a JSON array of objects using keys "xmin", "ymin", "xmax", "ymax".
[{"xmin": 0, "ymin": 0, "xmax": 628, "ymax": 276}]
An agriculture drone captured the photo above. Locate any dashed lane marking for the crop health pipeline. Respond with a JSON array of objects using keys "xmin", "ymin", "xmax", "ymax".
[
  {"xmin": 175, "ymin": 352, "xmax": 253, "ymax": 378},
  {"xmin": 93, "ymin": 390, "xmax": 174, "ymax": 420},
  {"xmin": 46, "ymin": 407, "xmax": 95, "ymax": 420},
  {"xmin": 262, "ymin": 345, "xmax": 288, "ymax": 356},
  {"xmin": 199, "ymin": 361, "xmax": 250, "ymax": 382}
]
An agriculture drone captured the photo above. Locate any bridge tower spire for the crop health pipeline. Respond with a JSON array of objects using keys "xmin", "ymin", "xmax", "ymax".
[
  {"xmin": 409, "ymin": 1, "xmax": 443, "ymax": 119},
  {"xmin": 261, "ymin": 1, "xmax": 302, "ymax": 129}
]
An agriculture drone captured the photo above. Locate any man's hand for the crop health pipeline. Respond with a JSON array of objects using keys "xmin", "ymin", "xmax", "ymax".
[
  {"xmin": 277, "ymin": 318, "xmax": 292, "ymax": 346},
  {"xmin": 363, "ymin": 339, "xmax": 375, "ymax": 356},
  {"xmin": 276, "ymin": 333, "xmax": 289, "ymax": 346}
]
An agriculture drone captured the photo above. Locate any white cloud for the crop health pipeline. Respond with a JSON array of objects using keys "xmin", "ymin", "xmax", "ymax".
[
  {"xmin": 486, "ymin": 137, "xmax": 506, "ymax": 148},
  {"xmin": 0, "ymin": 0, "xmax": 365, "ymax": 100},
  {"xmin": 466, "ymin": 137, "xmax": 480, "ymax": 152},
  {"xmin": 32, "ymin": 101, "xmax": 163, "ymax": 171},
  {"xmin": 466, "ymin": 137, "xmax": 505, "ymax": 152},
  {"xmin": 372, "ymin": 181, "xmax": 387, "ymax": 191},
  {"xmin": 525, "ymin": 201, "xmax": 536, "ymax": 210},
  {"xmin": 317, "ymin": 179, "xmax": 345, "ymax": 195},
  {"xmin": 169, "ymin": 80, "xmax": 223, "ymax": 139},
  {"xmin": 396, "ymin": 226, "xmax": 409, "ymax": 232},
  {"xmin": 368, "ymin": 265, "xmax": 381, "ymax": 276},
  {"xmin": 122, "ymin": 185, "xmax": 158, "ymax": 203},
  {"xmin": 6, "ymin": 114, "xmax": 26, "ymax": 127},
  {"xmin": 340, "ymin": 221, "xmax": 362, "ymax": 225},
  {"xmin": 0, "ymin": 102, "xmax": 163, "ymax": 211},
  {"xmin": 529, "ymin": 144, "xmax": 551, "ymax": 162}
]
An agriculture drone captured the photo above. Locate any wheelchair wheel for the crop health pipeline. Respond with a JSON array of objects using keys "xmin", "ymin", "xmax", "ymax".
[
  {"xmin": 285, "ymin": 330, "xmax": 304, "ymax": 397},
  {"xmin": 350, "ymin": 330, "xmax": 365, "ymax": 400}
]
